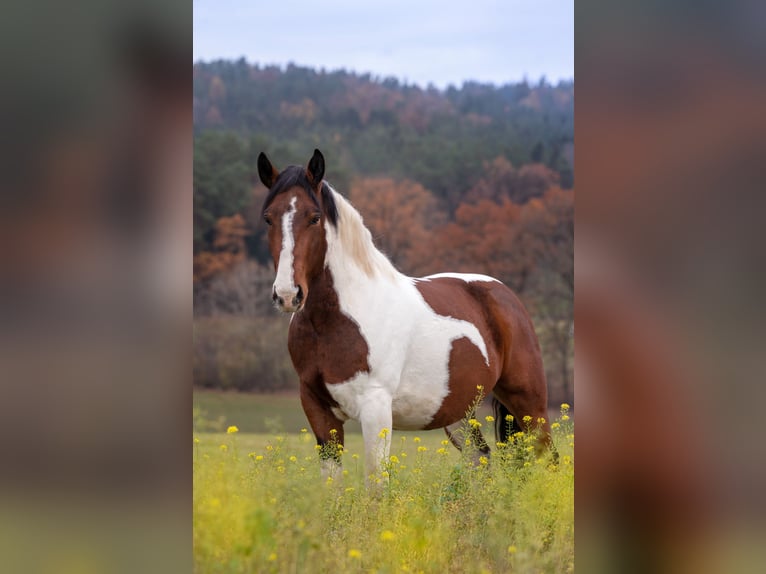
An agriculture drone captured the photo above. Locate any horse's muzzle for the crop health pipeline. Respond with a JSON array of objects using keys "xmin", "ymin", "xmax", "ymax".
[{"xmin": 272, "ymin": 285, "xmax": 304, "ymax": 313}]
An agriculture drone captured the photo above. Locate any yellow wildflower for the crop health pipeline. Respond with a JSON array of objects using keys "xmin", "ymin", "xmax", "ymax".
[
  {"xmin": 390, "ymin": 455, "xmax": 400, "ymax": 464},
  {"xmin": 300, "ymin": 428, "xmax": 308, "ymax": 433},
  {"xmin": 417, "ymin": 446, "xmax": 427, "ymax": 452},
  {"xmin": 268, "ymin": 553, "xmax": 277, "ymax": 562},
  {"xmin": 378, "ymin": 428, "xmax": 390, "ymax": 439},
  {"xmin": 468, "ymin": 418, "xmax": 481, "ymax": 428},
  {"xmin": 436, "ymin": 448, "xmax": 448, "ymax": 455},
  {"xmin": 219, "ymin": 444, "xmax": 228, "ymax": 452},
  {"xmin": 352, "ymin": 453, "xmax": 359, "ymax": 459},
  {"xmin": 255, "ymin": 455, "xmax": 264, "ymax": 461},
  {"xmin": 551, "ymin": 422, "xmax": 561, "ymax": 429},
  {"xmin": 348, "ymin": 549, "xmax": 362, "ymax": 559},
  {"xmin": 522, "ymin": 415, "xmax": 532, "ymax": 424},
  {"xmin": 507, "ymin": 545, "xmax": 517, "ymax": 554},
  {"xmin": 537, "ymin": 417, "xmax": 546, "ymax": 425},
  {"xmin": 561, "ymin": 415, "xmax": 570, "ymax": 422},
  {"xmin": 505, "ymin": 414, "xmax": 514, "ymax": 422},
  {"xmin": 561, "ymin": 403, "xmax": 570, "ymax": 411},
  {"xmin": 193, "ymin": 437, "xmax": 200, "ymax": 444},
  {"xmin": 226, "ymin": 425, "xmax": 239, "ymax": 434},
  {"xmin": 289, "ymin": 456, "xmax": 297, "ymax": 462},
  {"xmin": 380, "ymin": 530, "xmax": 395, "ymax": 541},
  {"xmin": 563, "ymin": 455, "xmax": 572, "ymax": 465},
  {"xmin": 479, "ymin": 456, "xmax": 489, "ymax": 466},
  {"xmin": 441, "ymin": 439, "xmax": 450, "ymax": 446},
  {"xmin": 413, "ymin": 437, "xmax": 421, "ymax": 443},
  {"xmin": 485, "ymin": 415, "xmax": 495, "ymax": 423}
]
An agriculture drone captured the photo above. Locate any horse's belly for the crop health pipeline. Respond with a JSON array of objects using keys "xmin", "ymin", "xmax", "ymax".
[
  {"xmin": 390, "ymin": 348, "xmax": 453, "ymax": 430},
  {"xmin": 391, "ymin": 382, "xmax": 446, "ymax": 430}
]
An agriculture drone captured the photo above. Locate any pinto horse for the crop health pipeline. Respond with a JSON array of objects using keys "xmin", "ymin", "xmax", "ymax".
[{"xmin": 259, "ymin": 149, "xmax": 552, "ymax": 481}]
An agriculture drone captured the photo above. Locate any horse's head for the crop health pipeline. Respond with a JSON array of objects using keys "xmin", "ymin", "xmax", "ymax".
[{"xmin": 259, "ymin": 149, "xmax": 338, "ymax": 313}]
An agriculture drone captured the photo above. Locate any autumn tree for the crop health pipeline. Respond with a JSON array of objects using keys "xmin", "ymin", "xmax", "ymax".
[
  {"xmin": 465, "ymin": 156, "xmax": 560, "ymax": 206},
  {"xmin": 517, "ymin": 187, "xmax": 574, "ymax": 294},
  {"xmin": 428, "ymin": 198, "xmax": 529, "ymax": 291},
  {"xmin": 193, "ymin": 214, "xmax": 249, "ymax": 284}
]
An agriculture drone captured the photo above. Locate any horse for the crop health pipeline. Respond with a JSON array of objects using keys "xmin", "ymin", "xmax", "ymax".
[{"xmin": 259, "ymin": 149, "xmax": 553, "ymax": 482}]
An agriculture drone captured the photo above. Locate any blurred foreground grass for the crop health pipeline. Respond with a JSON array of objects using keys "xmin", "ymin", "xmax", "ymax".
[{"xmin": 193, "ymin": 409, "xmax": 574, "ymax": 573}]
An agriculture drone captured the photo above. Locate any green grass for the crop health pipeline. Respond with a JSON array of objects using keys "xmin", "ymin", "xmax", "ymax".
[{"xmin": 193, "ymin": 409, "xmax": 574, "ymax": 573}]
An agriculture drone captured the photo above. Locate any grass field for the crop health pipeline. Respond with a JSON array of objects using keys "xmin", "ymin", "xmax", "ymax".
[{"xmin": 193, "ymin": 392, "xmax": 574, "ymax": 573}]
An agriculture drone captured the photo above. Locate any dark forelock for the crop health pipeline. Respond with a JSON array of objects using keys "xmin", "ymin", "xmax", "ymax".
[{"xmin": 261, "ymin": 165, "xmax": 338, "ymax": 227}]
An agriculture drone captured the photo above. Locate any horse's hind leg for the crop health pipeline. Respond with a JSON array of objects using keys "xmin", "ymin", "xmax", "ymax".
[
  {"xmin": 491, "ymin": 395, "xmax": 524, "ymax": 444},
  {"xmin": 493, "ymin": 354, "xmax": 555, "ymax": 458},
  {"xmin": 444, "ymin": 419, "xmax": 491, "ymax": 466}
]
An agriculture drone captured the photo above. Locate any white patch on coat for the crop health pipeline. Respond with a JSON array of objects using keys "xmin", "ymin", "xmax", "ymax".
[
  {"xmin": 273, "ymin": 196, "xmax": 298, "ymax": 299},
  {"xmin": 418, "ymin": 272, "xmax": 500, "ymax": 283},
  {"xmin": 322, "ymin": 189, "xmax": 491, "ymax": 439}
]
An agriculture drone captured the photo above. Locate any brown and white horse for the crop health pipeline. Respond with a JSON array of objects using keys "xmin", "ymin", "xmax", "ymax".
[{"xmin": 259, "ymin": 149, "xmax": 553, "ymax": 481}]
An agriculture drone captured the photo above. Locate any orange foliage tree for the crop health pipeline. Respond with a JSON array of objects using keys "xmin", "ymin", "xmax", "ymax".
[
  {"xmin": 466, "ymin": 156, "xmax": 560, "ymax": 205},
  {"xmin": 193, "ymin": 214, "xmax": 249, "ymax": 284},
  {"xmin": 427, "ymin": 198, "xmax": 531, "ymax": 291}
]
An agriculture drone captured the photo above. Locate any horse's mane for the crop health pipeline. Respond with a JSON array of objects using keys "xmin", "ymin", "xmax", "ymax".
[{"xmin": 327, "ymin": 186, "xmax": 399, "ymax": 281}]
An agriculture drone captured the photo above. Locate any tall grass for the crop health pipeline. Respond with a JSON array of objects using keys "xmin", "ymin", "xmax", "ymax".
[{"xmin": 193, "ymin": 408, "xmax": 573, "ymax": 573}]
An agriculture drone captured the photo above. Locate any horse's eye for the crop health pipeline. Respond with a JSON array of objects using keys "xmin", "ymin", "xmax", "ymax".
[
  {"xmin": 263, "ymin": 215, "xmax": 273, "ymax": 226},
  {"xmin": 310, "ymin": 214, "xmax": 321, "ymax": 225}
]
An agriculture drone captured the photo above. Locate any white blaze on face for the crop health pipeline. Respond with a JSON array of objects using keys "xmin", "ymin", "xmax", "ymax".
[{"xmin": 273, "ymin": 196, "xmax": 298, "ymax": 299}]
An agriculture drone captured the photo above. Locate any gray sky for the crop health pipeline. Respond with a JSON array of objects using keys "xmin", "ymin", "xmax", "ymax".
[{"xmin": 193, "ymin": 0, "xmax": 573, "ymax": 88}]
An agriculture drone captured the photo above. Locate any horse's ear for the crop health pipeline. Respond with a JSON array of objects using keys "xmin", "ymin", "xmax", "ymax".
[
  {"xmin": 306, "ymin": 149, "xmax": 325, "ymax": 187},
  {"xmin": 258, "ymin": 152, "xmax": 279, "ymax": 188}
]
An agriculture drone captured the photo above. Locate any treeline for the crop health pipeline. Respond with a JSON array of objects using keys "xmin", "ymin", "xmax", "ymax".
[{"xmin": 193, "ymin": 60, "xmax": 574, "ymax": 405}]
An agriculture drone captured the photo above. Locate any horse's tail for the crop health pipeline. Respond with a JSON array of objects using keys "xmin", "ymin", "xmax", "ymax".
[{"xmin": 492, "ymin": 395, "xmax": 522, "ymax": 444}]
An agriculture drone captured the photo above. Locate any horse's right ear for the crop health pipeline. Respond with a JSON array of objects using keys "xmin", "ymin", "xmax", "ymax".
[{"xmin": 258, "ymin": 152, "xmax": 279, "ymax": 188}]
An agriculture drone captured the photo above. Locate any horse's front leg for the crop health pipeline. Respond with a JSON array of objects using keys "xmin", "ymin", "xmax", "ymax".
[
  {"xmin": 359, "ymin": 391, "xmax": 393, "ymax": 486},
  {"xmin": 300, "ymin": 384, "xmax": 345, "ymax": 480}
]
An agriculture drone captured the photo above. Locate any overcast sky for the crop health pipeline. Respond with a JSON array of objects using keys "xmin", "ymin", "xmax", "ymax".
[{"xmin": 193, "ymin": 0, "xmax": 573, "ymax": 88}]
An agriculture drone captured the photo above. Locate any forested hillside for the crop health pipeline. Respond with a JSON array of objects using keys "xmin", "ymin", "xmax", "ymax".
[{"xmin": 193, "ymin": 59, "xmax": 574, "ymax": 405}]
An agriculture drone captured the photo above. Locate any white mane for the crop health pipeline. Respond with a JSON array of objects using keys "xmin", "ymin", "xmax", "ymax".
[{"xmin": 325, "ymin": 186, "xmax": 400, "ymax": 282}]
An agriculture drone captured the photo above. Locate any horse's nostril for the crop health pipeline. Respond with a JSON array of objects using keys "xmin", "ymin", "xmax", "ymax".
[
  {"xmin": 295, "ymin": 286, "xmax": 303, "ymax": 304},
  {"xmin": 272, "ymin": 290, "xmax": 278, "ymax": 302}
]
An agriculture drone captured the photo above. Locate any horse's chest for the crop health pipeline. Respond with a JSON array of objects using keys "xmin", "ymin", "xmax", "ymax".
[{"xmin": 288, "ymin": 312, "xmax": 370, "ymax": 385}]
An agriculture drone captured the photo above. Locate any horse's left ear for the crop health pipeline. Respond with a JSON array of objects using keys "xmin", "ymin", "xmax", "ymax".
[
  {"xmin": 306, "ymin": 149, "xmax": 325, "ymax": 187},
  {"xmin": 258, "ymin": 152, "xmax": 279, "ymax": 189}
]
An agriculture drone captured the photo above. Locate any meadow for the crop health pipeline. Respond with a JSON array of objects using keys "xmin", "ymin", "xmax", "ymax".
[{"xmin": 193, "ymin": 392, "xmax": 574, "ymax": 573}]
